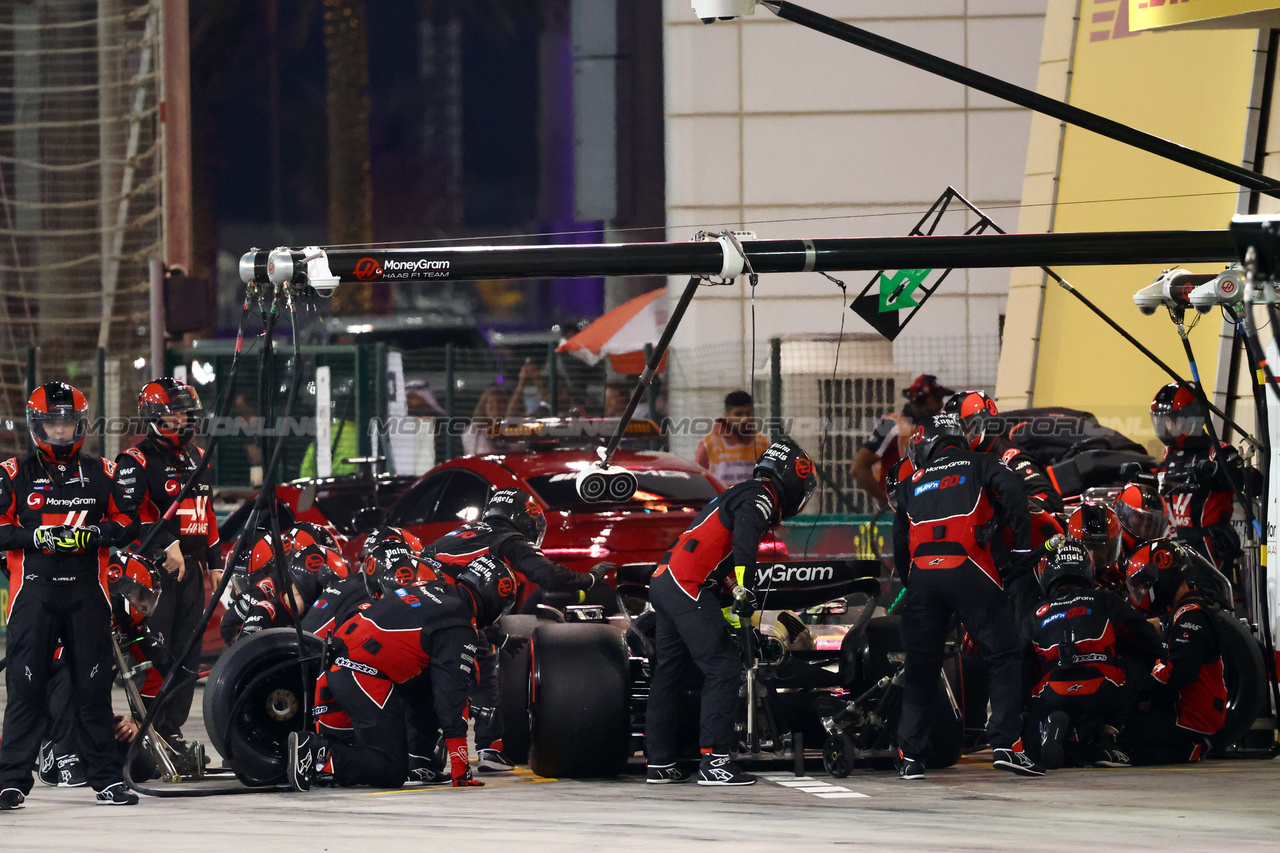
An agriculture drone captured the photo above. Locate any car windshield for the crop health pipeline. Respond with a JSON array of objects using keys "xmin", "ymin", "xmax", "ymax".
[
  {"xmin": 313, "ymin": 481, "xmax": 415, "ymax": 535},
  {"xmin": 526, "ymin": 469, "xmax": 719, "ymax": 511}
]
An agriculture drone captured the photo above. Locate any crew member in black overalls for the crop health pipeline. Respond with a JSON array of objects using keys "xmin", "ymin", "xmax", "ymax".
[
  {"xmin": 114, "ymin": 378, "xmax": 217, "ymax": 766},
  {"xmin": 423, "ymin": 488, "xmax": 613, "ymax": 772},
  {"xmin": 644, "ymin": 438, "xmax": 816, "ymax": 787},
  {"xmin": 0, "ymin": 382, "xmax": 141, "ymax": 808},
  {"xmin": 892, "ymin": 413, "xmax": 1038, "ymax": 780}
]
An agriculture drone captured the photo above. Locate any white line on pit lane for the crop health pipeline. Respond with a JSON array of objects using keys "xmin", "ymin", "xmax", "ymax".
[{"xmin": 757, "ymin": 774, "xmax": 869, "ymax": 799}]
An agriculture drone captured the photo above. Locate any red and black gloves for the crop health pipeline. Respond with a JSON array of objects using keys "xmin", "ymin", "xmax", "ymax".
[{"xmin": 447, "ymin": 737, "xmax": 484, "ymax": 787}]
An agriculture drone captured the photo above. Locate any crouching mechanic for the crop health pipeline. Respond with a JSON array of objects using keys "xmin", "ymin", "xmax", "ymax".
[
  {"xmin": 287, "ymin": 554, "xmax": 519, "ymax": 790},
  {"xmin": 1120, "ymin": 540, "xmax": 1229, "ymax": 764},
  {"xmin": 0, "ymin": 382, "xmax": 142, "ymax": 808},
  {"xmin": 423, "ymin": 488, "xmax": 614, "ymax": 772},
  {"xmin": 1027, "ymin": 540, "xmax": 1162, "ymax": 769},
  {"xmin": 892, "ymin": 413, "xmax": 1039, "ymax": 780},
  {"xmin": 644, "ymin": 438, "xmax": 816, "ymax": 787}
]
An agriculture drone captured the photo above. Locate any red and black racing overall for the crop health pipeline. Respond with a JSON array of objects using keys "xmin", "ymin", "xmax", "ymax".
[
  {"xmin": 1026, "ymin": 585, "xmax": 1161, "ymax": 734},
  {"xmin": 1121, "ymin": 592, "xmax": 1227, "ymax": 764},
  {"xmin": 423, "ymin": 518, "xmax": 591, "ymax": 753},
  {"xmin": 316, "ymin": 580, "xmax": 481, "ymax": 788},
  {"xmin": 645, "ymin": 479, "xmax": 780, "ymax": 762},
  {"xmin": 115, "ymin": 438, "xmax": 219, "ymax": 738},
  {"xmin": 1159, "ymin": 444, "xmax": 1243, "ymax": 576},
  {"xmin": 0, "ymin": 451, "xmax": 139, "ymax": 794},
  {"xmin": 981, "ymin": 434, "xmax": 1063, "ymax": 514},
  {"xmin": 892, "ymin": 446, "xmax": 1030, "ymax": 758}
]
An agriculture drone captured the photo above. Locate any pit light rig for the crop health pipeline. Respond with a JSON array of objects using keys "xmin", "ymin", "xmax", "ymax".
[{"xmin": 241, "ymin": 228, "xmax": 1238, "ymax": 505}]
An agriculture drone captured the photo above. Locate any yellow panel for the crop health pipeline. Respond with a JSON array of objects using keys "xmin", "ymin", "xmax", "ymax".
[
  {"xmin": 1032, "ymin": 3, "xmax": 1256, "ymax": 443},
  {"xmin": 1130, "ymin": 0, "xmax": 1280, "ymax": 31}
]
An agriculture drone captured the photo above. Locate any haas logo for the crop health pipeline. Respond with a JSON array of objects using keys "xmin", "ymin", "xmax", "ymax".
[
  {"xmin": 1168, "ymin": 493, "xmax": 1192, "ymax": 528},
  {"xmin": 353, "ymin": 257, "xmax": 383, "ymax": 280},
  {"xmin": 26, "ymin": 492, "xmax": 44, "ymax": 510},
  {"xmin": 497, "ymin": 575, "xmax": 515, "ymax": 597},
  {"xmin": 164, "ymin": 479, "xmax": 180, "ymax": 496}
]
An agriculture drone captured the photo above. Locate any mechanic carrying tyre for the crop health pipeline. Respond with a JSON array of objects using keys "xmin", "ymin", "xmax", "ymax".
[
  {"xmin": 891, "ymin": 413, "xmax": 1041, "ymax": 781},
  {"xmin": 286, "ymin": 553, "xmax": 517, "ymax": 791},
  {"xmin": 0, "ymin": 382, "xmax": 142, "ymax": 809},
  {"xmin": 644, "ymin": 438, "xmax": 816, "ymax": 787},
  {"xmin": 421, "ymin": 488, "xmax": 614, "ymax": 774}
]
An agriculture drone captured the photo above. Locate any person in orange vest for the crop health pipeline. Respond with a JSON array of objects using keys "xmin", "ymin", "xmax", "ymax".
[{"xmin": 694, "ymin": 391, "xmax": 770, "ymax": 486}]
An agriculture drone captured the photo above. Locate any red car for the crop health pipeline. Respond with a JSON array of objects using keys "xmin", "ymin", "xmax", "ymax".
[{"xmin": 370, "ymin": 445, "xmax": 787, "ymax": 587}]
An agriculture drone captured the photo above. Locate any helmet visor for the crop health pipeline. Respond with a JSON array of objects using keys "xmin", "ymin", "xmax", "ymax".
[
  {"xmin": 125, "ymin": 580, "xmax": 160, "ymax": 617},
  {"xmin": 1116, "ymin": 501, "xmax": 1166, "ymax": 541},
  {"xmin": 28, "ymin": 410, "xmax": 87, "ymax": 451}
]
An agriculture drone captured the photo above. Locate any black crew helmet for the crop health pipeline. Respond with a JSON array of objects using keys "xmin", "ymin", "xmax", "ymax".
[
  {"xmin": 752, "ymin": 438, "xmax": 817, "ymax": 520},
  {"xmin": 907, "ymin": 413, "xmax": 967, "ymax": 468},
  {"xmin": 483, "ymin": 488, "xmax": 547, "ymax": 547},
  {"xmin": 456, "ymin": 553, "xmax": 518, "ymax": 628},
  {"xmin": 1035, "ymin": 538, "xmax": 1096, "ymax": 595}
]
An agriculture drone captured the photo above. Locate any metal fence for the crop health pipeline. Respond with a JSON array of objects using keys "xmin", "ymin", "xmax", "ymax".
[
  {"xmin": 165, "ymin": 341, "xmax": 611, "ymax": 488},
  {"xmin": 668, "ymin": 333, "xmax": 1000, "ymax": 518}
]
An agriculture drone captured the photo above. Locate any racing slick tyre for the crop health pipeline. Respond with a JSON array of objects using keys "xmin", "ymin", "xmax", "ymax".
[
  {"xmin": 528, "ymin": 622, "xmax": 630, "ymax": 779},
  {"xmin": 1210, "ymin": 609, "xmax": 1267, "ymax": 752},
  {"xmin": 498, "ymin": 639, "xmax": 533, "ymax": 765},
  {"xmin": 203, "ymin": 628, "xmax": 324, "ymax": 787}
]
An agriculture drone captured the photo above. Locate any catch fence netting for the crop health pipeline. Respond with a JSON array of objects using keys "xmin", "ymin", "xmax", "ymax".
[{"xmin": 0, "ymin": 0, "xmax": 162, "ymax": 456}]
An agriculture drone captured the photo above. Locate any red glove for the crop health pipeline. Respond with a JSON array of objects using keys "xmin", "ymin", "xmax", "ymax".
[{"xmin": 447, "ymin": 737, "xmax": 484, "ymax": 787}]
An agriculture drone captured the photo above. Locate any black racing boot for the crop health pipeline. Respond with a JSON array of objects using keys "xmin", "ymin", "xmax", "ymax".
[
  {"xmin": 1092, "ymin": 730, "xmax": 1132, "ymax": 768},
  {"xmin": 476, "ymin": 748, "xmax": 515, "ymax": 773},
  {"xmin": 0, "ymin": 789, "xmax": 24, "ymax": 810},
  {"xmin": 288, "ymin": 731, "xmax": 329, "ymax": 793},
  {"xmin": 645, "ymin": 763, "xmax": 692, "ymax": 784},
  {"xmin": 696, "ymin": 754, "xmax": 756, "ymax": 786},
  {"xmin": 897, "ymin": 750, "xmax": 926, "ymax": 781},
  {"xmin": 406, "ymin": 752, "xmax": 446, "ymax": 785},
  {"xmin": 56, "ymin": 752, "xmax": 87, "ymax": 788},
  {"xmin": 993, "ymin": 741, "xmax": 1046, "ymax": 778},
  {"xmin": 36, "ymin": 741, "xmax": 57, "ymax": 787},
  {"xmin": 1040, "ymin": 711, "xmax": 1069, "ymax": 771},
  {"xmin": 95, "ymin": 783, "xmax": 139, "ymax": 805}
]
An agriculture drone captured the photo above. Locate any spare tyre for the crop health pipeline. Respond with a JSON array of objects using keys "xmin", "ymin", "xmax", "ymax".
[
  {"xmin": 203, "ymin": 628, "xmax": 324, "ymax": 787},
  {"xmin": 1210, "ymin": 609, "xmax": 1267, "ymax": 752},
  {"xmin": 528, "ymin": 622, "xmax": 630, "ymax": 778}
]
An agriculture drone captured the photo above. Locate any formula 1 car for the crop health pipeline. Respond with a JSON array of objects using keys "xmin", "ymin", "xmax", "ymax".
[{"xmin": 495, "ymin": 559, "xmax": 968, "ymax": 778}]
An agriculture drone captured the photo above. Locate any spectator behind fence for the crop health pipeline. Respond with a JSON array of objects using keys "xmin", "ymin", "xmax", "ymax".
[
  {"xmin": 694, "ymin": 390, "xmax": 769, "ymax": 487},
  {"xmin": 463, "ymin": 386, "xmax": 512, "ymax": 456},
  {"xmin": 849, "ymin": 373, "xmax": 952, "ymax": 509},
  {"xmin": 605, "ymin": 381, "xmax": 649, "ymax": 420}
]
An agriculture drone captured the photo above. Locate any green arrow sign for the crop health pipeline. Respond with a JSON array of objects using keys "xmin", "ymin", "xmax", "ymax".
[{"xmin": 878, "ymin": 268, "xmax": 931, "ymax": 313}]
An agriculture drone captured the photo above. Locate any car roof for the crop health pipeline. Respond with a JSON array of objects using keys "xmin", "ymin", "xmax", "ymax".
[{"xmin": 446, "ymin": 448, "xmax": 711, "ymax": 480}]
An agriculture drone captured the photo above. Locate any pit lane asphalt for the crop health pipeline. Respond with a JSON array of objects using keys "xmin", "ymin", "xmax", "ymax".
[{"xmin": 1, "ymin": 683, "xmax": 1278, "ymax": 852}]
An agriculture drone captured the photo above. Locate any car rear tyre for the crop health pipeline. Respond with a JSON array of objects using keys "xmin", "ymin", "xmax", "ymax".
[
  {"xmin": 528, "ymin": 622, "xmax": 630, "ymax": 779},
  {"xmin": 1210, "ymin": 609, "xmax": 1267, "ymax": 752},
  {"xmin": 203, "ymin": 628, "xmax": 324, "ymax": 787},
  {"xmin": 497, "ymin": 639, "xmax": 532, "ymax": 765}
]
